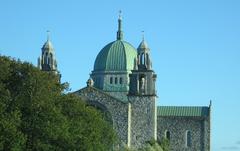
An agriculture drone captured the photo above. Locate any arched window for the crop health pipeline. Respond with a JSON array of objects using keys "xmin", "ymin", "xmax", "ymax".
[
  {"xmin": 115, "ymin": 77, "xmax": 118, "ymax": 84},
  {"xmin": 119, "ymin": 77, "xmax": 123, "ymax": 84},
  {"xmin": 47, "ymin": 57, "xmax": 51, "ymax": 65},
  {"xmin": 49, "ymin": 53, "xmax": 53, "ymax": 65},
  {"xmin": 110, "ymin": 77, "xmax": 113, "ymax": 84},
  {"xmin": 185, "ymin": 131, "xmax": 191, "ymax": 147},
  {"xmin": 141, "ymin": 53, "xmax": 145, "ymax": 65},
  {"xmin": 146, "ymin": 53, "xmax": 150, "ymax": 66},
  {"xmin": 44, "ymin": 52, "xmax": 48, "ymax": 64},
  {"xmin": 165, "ymin": 131, "xmax": 170, "ymax": 141}
]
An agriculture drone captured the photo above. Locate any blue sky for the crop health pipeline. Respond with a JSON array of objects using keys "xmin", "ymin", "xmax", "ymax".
[{"xmin": 0, "ymin": 0, "xmax": 240, "ymax": 150}]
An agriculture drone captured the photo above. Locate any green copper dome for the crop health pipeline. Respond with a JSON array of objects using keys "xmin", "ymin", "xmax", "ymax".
[{"xmin": 94, "ymin": 40, "xmax": 137, "ymax": 71}]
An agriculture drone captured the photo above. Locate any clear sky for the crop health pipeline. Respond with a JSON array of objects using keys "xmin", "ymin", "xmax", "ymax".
[{"xmin": 0, "ymin": 0, "xmax": 240, "ymax": 150}]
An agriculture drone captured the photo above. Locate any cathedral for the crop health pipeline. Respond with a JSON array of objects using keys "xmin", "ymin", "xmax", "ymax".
[{"xmin": 38, "ymin": 15, "xmax": 211, "ymax": 151}]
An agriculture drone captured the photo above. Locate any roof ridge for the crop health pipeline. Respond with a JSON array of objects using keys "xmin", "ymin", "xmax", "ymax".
[
  {"xmin": 120, "ymin": 40, "xmax": 127, "ymax": 70},
  {"xmin": 158, "ymin": 106, "xmax": 209, "ymax": 108}
]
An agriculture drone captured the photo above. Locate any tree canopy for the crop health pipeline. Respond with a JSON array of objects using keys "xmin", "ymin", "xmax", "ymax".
[{"xmin": 0, "ymin": 56, "xmax": 116, "ymax": 151}]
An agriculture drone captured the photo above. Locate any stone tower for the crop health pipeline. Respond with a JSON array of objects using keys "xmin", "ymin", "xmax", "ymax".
[
  {"xmin": 128, "ymin": 37, "xmax": 157, "ymax": 147},
  {"xmin": 38, "ymin": 32, "xmax": 58, "ymax": 74}
]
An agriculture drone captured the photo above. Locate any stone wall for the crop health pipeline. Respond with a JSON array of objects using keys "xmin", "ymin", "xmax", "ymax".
[
  {"xmin": 129, "ymin": 96, "xmax": 157, "ymax": 148},
  {"xmin": 75, "ymin": 87, "xmax": 130, "ymax": 147},
  {"xmin": 203, "ymin": 115, "xmax": 211, "ymax": 151},
  {"xmin": 75, "ymin": 86, "xmax": 211, "ymax": 150},
  {"xmin": 107, "ymin": 91, "xmax": 128, "ymax": 102},
  {"xmin": 157, "ymin": 116, "xmax": 210, "ymax": 151}
]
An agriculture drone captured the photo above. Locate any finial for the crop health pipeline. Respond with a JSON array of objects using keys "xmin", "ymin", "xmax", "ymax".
[
  {"xmin": 209, "ymin": 100, "xmax": 212, "ymax": 107},
  {"xmin": 87, "ymin": 78, "xmax": 94, "ymax": 87},
  {"xmin": 117, "ymin": 10, "xmax": 123, "ymax": 40},
  {"xmin": 142, "ymin": 30, "xmax": 145, "ymax": 41},
  {"xmin": 119, "ymin": 10, "xmax": 122, "ymax": 20},
  {"xmin": 47, "ymin": 30, "xmax": 50, "ymax": 41}
]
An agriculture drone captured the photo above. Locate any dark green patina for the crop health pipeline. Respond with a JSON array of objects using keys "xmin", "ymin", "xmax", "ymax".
[
  {"xmin": 157, "ymin": 106, "xmax": 209, "ymax": 117},
  {"xmin": 94, "ymin": 40, "xmax": 137, "ymax": 71}
]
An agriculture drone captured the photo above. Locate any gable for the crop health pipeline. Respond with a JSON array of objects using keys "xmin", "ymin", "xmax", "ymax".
[{"xmin": 74, "ymin": 86, "xmax": 127, "ymax": 104}]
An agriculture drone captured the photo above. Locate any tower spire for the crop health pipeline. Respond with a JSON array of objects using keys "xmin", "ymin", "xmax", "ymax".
[
  {"xmin": 39, "ymin": 32, "xmax": 57, "ymax": 72},
  {"xmin": 47, "ymin": 30, "xmax": 50, "ymax": 41},
  {"xmin": 142, "ymin": 30, "xmax": 145, "ymax": 41},
  {"xmin": 117, "ymin": 10, "xmax": 123, "ymax": 40}
]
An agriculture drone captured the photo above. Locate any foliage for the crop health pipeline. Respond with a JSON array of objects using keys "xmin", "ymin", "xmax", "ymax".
[
  {"xmin": 158, "ymin": 138, "xmax": 170, "ymax": 151},
  {"xmin": 118, "ymin": 139, "xmax": 169, "ymax": 151},
  {"xmin": 0, "ymin": 56, "xmax": 115, "ymax": 151}
]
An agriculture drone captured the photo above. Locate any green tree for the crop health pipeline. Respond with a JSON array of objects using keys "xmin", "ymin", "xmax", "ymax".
[
  {"xmin": 158, "ymin": 138, "xmax": 170, "ymax": 151},
  {"xmin": 119, "ymin": 139, "xmax": 169, "ymax": 151},
  {"xmin": 0, "ymin": 55, "xmax": 116, "ymax": 150},
  {"xmin": 57, "ymin": 94, "xmax": 116, "ymax": 151},
  {"xmin": 0, "ymin": 56, "xmax": 26, "ymax": 150}
]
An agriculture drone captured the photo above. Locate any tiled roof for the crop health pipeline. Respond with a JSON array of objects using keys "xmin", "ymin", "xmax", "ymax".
[
  {"xmin": 94, "ymin": 40, "xmax": 137, "ymax": 71},
  {"xmin": 157, "ymin": 106, "xmax": 209, "ymax": 117}
]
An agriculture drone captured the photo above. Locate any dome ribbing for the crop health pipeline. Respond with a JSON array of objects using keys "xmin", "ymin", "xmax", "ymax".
[{"xmin": 94, "ymin": 40, "xmax": 137, "ymax": 71}]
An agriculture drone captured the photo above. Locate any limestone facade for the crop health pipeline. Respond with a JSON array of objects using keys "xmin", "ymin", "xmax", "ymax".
[
  {"xmin": 157, "ymin": 116, "xmax": 210, "ymax": 151},
  {"xmin": 41, "ymin": 14, "xmax": 211, "ymax": 150}
]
